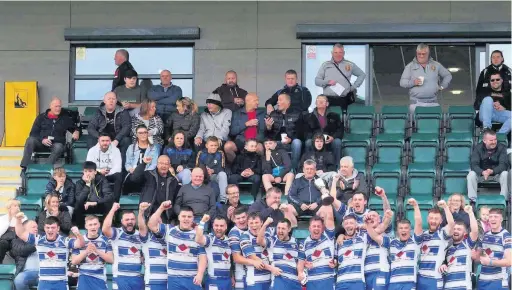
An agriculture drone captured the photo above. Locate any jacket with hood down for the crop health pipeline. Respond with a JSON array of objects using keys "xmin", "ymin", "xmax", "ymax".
[
  {"xmin": 148, "ymin": 83, "xmax": 183, "ymax": 116},
  {"xmin": 232, "ymin": 151, "xmax": 262, "ymax": 175},
  {"xmin": 45, "ymin": 177, "xmax": 76, "ymax": 208},
  {"xmin": 86, "ymin": 144, "xmax": 122, "ymax": 175},
  {"xmin": 265, "ymin": 84, "xmax": 312, "ymax": 113},
  {"xmin": 75, "ymin": 174, "xmax": 114, "ymax": 205},
  {"xmin": 10, "ymin": 238, "xmax": 37, "ymax": 276},
  {"xmin": 298, "ymin": 145, "xmax": 336, "ymax": 173},
  {"xmin": 303, "ymin": 109, "xmax": 344, "ymax": 140},
  {"xmin": 166, "ymin": 111, "xmax": 200, "ymax": 141},
  {"xmin": 288, "ymin": 176, "xmax": 322, "ymax": 206},
  {"xmin": 131, "ymin": 113, "xmax": 164, "ymax": 145},
  {"xmin": 262, "ymin": 148, "xmax": 292, "ymax": 178},
  {"xmin": 336, "ymin": 169, "xmax": 367, "ymax": 203},
  {"xmin": 212, "ymin": 84, "xmax": 248, "ymax": 112},
  {"xmin": 196, "ymin": 94, "xmax": 232, "ymax": 142},
  {"xmin": 230, "ymin": 108, "xmax": 266, "ymax": 144},
  {"xmin": 87, "ymin": 103, "xmax": 131, "ymax": 142},
  {"xmin": 29, "ymin": 109, "xmax": 77, "ymax": 144}
]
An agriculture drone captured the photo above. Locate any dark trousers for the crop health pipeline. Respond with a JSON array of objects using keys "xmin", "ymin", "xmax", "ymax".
[
  {"xmin": 326, "ymin": 95, "xmax": 352, "ymax": 111},
  {"xmin": 20, "ymin": 137, "xmax": 66, "ymax": 168},
  {"xmin": 0, "ymin": 229, "xmax": 15, "ymax": 263},
  {"xmin": 106, "ymin": 173, "xmax": 123, "ymax": 202},
  {"xmin": 228, "ymin": 174, "xmax": 262, "ymax": 199},
  {"xmin": 73, "ymin": 201, "xmax": 113, "ymax": 228},
  {"xmin": 87, "ymin": 135, "xmax": 131, "ymax": 168}
]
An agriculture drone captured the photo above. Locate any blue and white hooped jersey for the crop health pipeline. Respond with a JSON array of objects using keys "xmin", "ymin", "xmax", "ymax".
[
  {"xmin": 337, "ymin": 204, "xmax": 369, "ymax": 225},
  {"xmin": 204, "ymin": 233, "xmax": 231, "ymax": 279},
  {"xmin": 157, "ymin": 224, "xmax": 206, "ymax": 278},
  {"xmin": 110, "ymin": 228, "xmax": 143, "ymax": 277},
  {"xmin": 268, "ymin": 235, "xmax": 299, "ymax": 281},
  {"xmin": 444, "ymin": 236, "xmax": 476, "ymax": 290},
  {"xmin": 240, "ymin": 231, "xmax": 271, "ymax": 286},
  {"xmin": 336, "ymin": 233, "xmax": 367, "ymax": 284},
  {"xmin": 387, "ymin": 234, "xmax": 422, "ymax": 284},
  {"xmin": 72, "ymin": 234, "xmax": 111, "ymax": 281},
  {"xmin": 141, "ymin": 232, "xmax": 167, "ymax": 285},
  {"xmin": 228, "ymin": 226, "xmax": 247, "ymax": 289},
  {"xmin": 479, "ymin": 229, "xmax": 512, "ymax": 286},
  {"xmin": 28, "ymin": 233, "xmax": 76, "ymax": 282},
  {"xmin": 298, "ymin": 228, "xmax": 336, "ymax": 282},
  {"xmin": 364, "ymin": 234, "xmax": 390, "ymax": 274},
  {"xmin": 418, "ymin": 227, "xmax": 451, "ymax": 279}
]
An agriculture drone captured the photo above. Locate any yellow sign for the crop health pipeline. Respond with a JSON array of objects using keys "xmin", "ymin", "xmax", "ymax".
[
  {"xmin": 76, "ymin": 47, "xmax": 86, "ymax": 60},
  {"xmin": 4, "ymin": 82, "xmax": 39, "ymax": 147}
]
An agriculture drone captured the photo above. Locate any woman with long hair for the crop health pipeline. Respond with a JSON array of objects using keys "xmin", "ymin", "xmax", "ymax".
[
  {"xmin": 164, "ymin": 130, "xmax": 194, "ymax": 185},
  {"xmin": 131, "ymin": 99, "xmax": 164, "ymax": 146},
  {"xmin": 441, "ymin": 193, "xmax": 470, "ymax": 229},
  {"xmin": 166, "ymin": 97, "xmax": 200, "ymax": 145},
  {"xmin": 35, "ymin": 193, "xmax": 72, "ymax": 235}
]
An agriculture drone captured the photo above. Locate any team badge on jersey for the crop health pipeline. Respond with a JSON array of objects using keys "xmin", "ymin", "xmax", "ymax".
[
  {"xmin": 177, "ymin": 243, "xmax": 191, "ymax": 255},
  {"xmin": 343, "ymin": 249, "xmax": 355, "ymax": 260},
  {"xmin": 484, "ymin": 248, "xmax": 494, "ymax": 258},
  {"xmin": 285, "ymin": 253, "xmax": 294, "ymax": 260},
  {"xmin": 396, "ymin": 251, "xmax": 408, "ymax": 260},
  {"xmin": 161, "ymin": 248, "xmax": 167, "ymax": 257},
  {"xmin": 421, "ymin": 244, "xmax": 430, "ymax": 255}
]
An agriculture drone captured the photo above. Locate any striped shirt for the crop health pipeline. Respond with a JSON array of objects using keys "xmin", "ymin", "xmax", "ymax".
[
  {"xmin": 267, "ymin": 235, "xmax": 299, "ymax": 282},
  {"xmin": 479, "ymin": 229, "xmax": 511, "ymax": 287},
  {"xmin": 298, "ymin": 229, "xmax": 335, "ymax": 282},
  {"xmin": 336, "ymin": 233, "xmax": 367, "ymax": 284},
  {"xmin": 228, "ymin": 226, "xmax": 247, "ymax": 289},
  {"xmin": 141, "ymin": 232, "xmax": 167, "ymax": 285},
  {"xmin": 27, "ymin": 233, "xmax": 75, "ymax": 282},
  {"xmin": 240, "ymin": 231, "xmax": 271, "ymax": 286},
  {"xmin": 158, "ymin": 224, "xmax": 206, "ymax": 277},
  {"xmin": 337, "ymin": 204, "xmax": 369, "ymax": 225},
  {"xmin": 72, "ymin": 234, "xmax": 111, "ymax": 281},
  {"xmin": 418, "ymin": 227, "xmax": 451, "ymax": 280},
  {"xmin": 364, "ymin": 235, "xmax": 390, "ymax": 274},
  {"xmin": 204, "ymin": 233, "xmax": 231, "ymax": 279},
  {"xmin": 444, "ymin": 236, "xmax": 476, "ymax": 290},
  {"xmin": 110, "ymin": 228, "xmax": 143, "ymax": 277},
  {"xmin": 387, "ymin": 234, "xmax": 422, "ymax": 284}
]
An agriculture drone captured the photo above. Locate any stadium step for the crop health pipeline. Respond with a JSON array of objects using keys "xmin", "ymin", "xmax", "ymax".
[
  {"xmin": 0, "ymin": 156, "xmax": 22, "ymax": 167},
  {"xmin": 0, "ymin": 167, "xmax": 23, "ymax": 178},
  {"xmin": 0, "ymin": 147, "xmax": 24, "ymax": 157},
  {"xmin": 0, "ymin": 148, "xmax": 23, "ymax": 211}
]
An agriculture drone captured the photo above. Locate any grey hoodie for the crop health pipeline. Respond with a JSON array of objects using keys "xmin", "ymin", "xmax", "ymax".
[{"xmin": 196, "ymin": 94, "xmax": 232, "ymax": 142}]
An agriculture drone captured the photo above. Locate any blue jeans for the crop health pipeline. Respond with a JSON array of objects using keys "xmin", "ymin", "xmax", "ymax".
[
  {"xmin": 479, "ymin": 96, "xmax": 511, "ymax": 133},
  {"xmin": 279, "ymin": 139, "xmax": 302, "ymax": 170},
  {"xmin": 177, "ymin": 168, "xmax": 192, "ymax": 185},
  {"xmin": 305, "ymin": 138, "xmax": 342, "ymax": 166},
  {"xmin": 14, "ymin": 270, "xmax": 39, "ymax": 290}
]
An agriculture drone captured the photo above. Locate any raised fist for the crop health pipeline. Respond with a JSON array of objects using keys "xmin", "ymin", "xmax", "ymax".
[
  {"xmin": 407, "ymin": 198, "xmax": 417, "ymax": 207},
  {"xmin": 161, "ymin": 201, "xmax": 172, "ymax": 209},
  {"xmin": 464, "ymin": 205, "xmax": 473, "ymax": 213},
  {"xmin": 375, "ymin": 186, "xmax": 384, "ymax": 196},
  {"xmin": 265, "ymin": 217, "xmax": 274, "ymax": 225},
  {"xmin": 71, "ymin": 227, "xmax": 80, "ymax": 235},
  {"xmin": 15, "ymin": 212, "xmax": 25, "ymax": 220},
  {"xmin": 201, "ymin": 214, "xmax": 210, "ymax": 223},
  {"xmin": 139, "ymin": 202, "xmax": 151, "ymax": 212},
  {"xmin": 111, "ymin": 203, "xmax": 121, "ymax": 212},
  {"xmin": 385, "ymin": 210, "xmax": 394, "ymax": 219},
  {"xmin": 437, "ymin": 200, "xmax": 447, "ymax": 208}
]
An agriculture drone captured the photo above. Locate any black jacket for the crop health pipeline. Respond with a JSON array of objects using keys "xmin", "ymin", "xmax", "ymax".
[
  {"xmin": 112, "ymin": 61, "xmax": 135, "ymax": 91},
  {"xmin": 45, "ymin": 177, "xmax": 76, "ymax": 208},
  {"xmin": 262, "ymin": 148, "xmax": 292, "ymax": 178},
  {"xmin": 214, "ymin": 202, "xmax": 245, "ymax": 230},
  {"xmin": 441, "ymin": 210, "xmax": 470, "ymax": 230},
  {"xmin": 476, "ymin": 63, "xmax": 512, "ymax": 97},
  {"xmin": 75, "ymin": 175, "xmax": 114, "ymax": 205},
  {"xmin": 265, "ymin": 108, "xmax": 303, "ymax": 141},
  {"xmin": 232, "ymin": 151, "xmax": 262, "ymax": 175},
  {"xmin": 10, "ymin": 238, "xmax": 36, "ymax": 276},
  {"xmin": 303, "ymin": 109, "xmax": 344, "ymax": 140},
  {"xmin": 470, "ymin": 142, "xmax": 509, "ymax": 176},
  {"xmin": 248, "ymin": 198, "xmax": 284, "ymax": 227},
  {"xmin": 29, "ymin": 109, "xmax": 77, "ymax": 144},
  {"xmin": 474, "ymin": 85, "xmax": 511, "ymax": 111},
  {"xmin": 265, "ymin": 84, "xmax": 312, "ymax": 113},
  {"xmin": 87, "ymin": 103, "xmax": 131, "ymax": 142},
  {"xmin": 298, "ymin": 149, "xmax": 336, "ymax": 173},
  {"xmin": 165, "ymin": 111, "xmax": 200, "ymax": 141},
  {"xmin": 36, "ymin": 210, "xmax": 72, "ymax": 236},
  {"xmin": 212, "ymin": 84, "xmax": 248, "ymax": 112}
]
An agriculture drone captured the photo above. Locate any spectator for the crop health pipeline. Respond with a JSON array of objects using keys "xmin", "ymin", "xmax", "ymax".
[
  {"xmin": 229, "ymin": 139, "xmax": 263, "ymax": 200},
  {"xmin": 303, "ymin": 94, "xmax": 343, "ymax": 162},
  {"xmin": 174, "ymin": 167, "xmax": 217, "ymax": 220},
  {"xmin": 73, "ymin": 162, "xmax": 114, "ymax": 229},
  {"xmin": 477, "ymin": 206, "xmax": 491, "ymax": 240},
  {"xmin": 315, "ymin": 43, "xmax": 366, "ymax": 110},
  {"xmin": 114, "ymin": 69, "xmax": 147, "ymax": 117},
  {"xmin": 440, "ymin": 193, "xmax": 470, "ymax": 230},
  {"xmin": 249, "ymin": 187, "xmax": 294, "ymax": 228},
  {"xmin": 261, "ymin": 138, "xmax": 294, "ymax": 195},
  {"xmin": 112, "ymin": 49, "xmax": 135, "ymax": 91},
  {"xmin": 0, "ymin": 199, "xmax": 25, "ymax": 263},
  {"xmin": 165, "ymin": 97, "xmax": 200, "ymax": 146},
  {"xmin": 20, "ymin": 97, "xmax": 79, "ymax": 170},
  {"xmin": 139, "ymin": 78, "xmax": 154, "ymax": 96},
  {"xmin": 265, "ymin": 69, "xmax": 312, "ymax": 114},
  {"xmin": 400, "ymin": 43, "xmax": 452, "ymax": 114},
  {"xmin": 87, "ymin": 92, "xmax": 131, "ymax": 165},
  {"xmin": 297, "ymin": 133, "xmax": 337, "ymax": 184},
  {"xmin": 476, "ymin": 50, "xmax": 512, "ymax": 96},
  {"xmin": 195, "ymin": 136, "xmax": 228, "ymax": 202},
  {"xmin": 194, "ymin": 93, "xmax": 232, "ymax": 149},
  {"xmin": 264, "ymin": 93, "xmax": 303, "ymax": 170},
  {"xmin": 334, "ymin": 156, "xmax": 367, "ymax": 203},
  {"xmin": 86, "ymin": 132, "xmax": 123, "ymax": 202},
  {"xmin": 467, "ymin": 130, "xmax": 509, "ymax": 202},
  {"xmin": 129, "ymin": 155, "xmax": 179, "ymax": 223},
  {"xmin": 36, "ymin": 193, "xmax": 72, "ymax": 236},
  {"xmin": 148, "ymin": 69, "xmax": 183, "ymax": 121},
  {"xmin": 44, "ymin": 167, "xmax": 76, "ymax": 215},
  {"xmin": 474, "ymin": 72, "xmax": 511, "ymax": 134},
  {"xmin": 131, "ymin": 99, "xmax": 164, "ymax": 146},
  {"xmin": 164, "ymin": 130, "xmax": 194, "ymax": 185},
  {"xmin": 11, "ymin": 220, "xmax": 39, "ymax": 290},
  {"xmin": 212, "ymin": 70, "xmax": 248, "ymax": 112},
  {"xmin": 214, "ymin": 184, "xmax": 245, "ymax": 229}
]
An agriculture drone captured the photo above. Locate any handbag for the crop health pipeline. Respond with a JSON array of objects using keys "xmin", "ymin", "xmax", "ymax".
[
  {"xmin": 270, "ymin": 153, "xmax": 282, "ymax": 177},
  {"xmin": 333, "ymin": 63, "xmax": 356, "ymax": 104}
]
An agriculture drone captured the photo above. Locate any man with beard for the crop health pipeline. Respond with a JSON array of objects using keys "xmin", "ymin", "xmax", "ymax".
[
  {"xmin": 148, "ymin": 203, "xmax": 207, "ymax": 290},
  {"xmin": 439, "ymin": 205, "xmax": 478, "ymax": 290},
  {"xmin": 138, "ymin": 202, "xmax": 167, "ymax": 290},
  {"xmin": 71, "ymin": 215, "xmax": 113, "ymax": 290},
  {"xmin": 102, "ymin": 203, "xmax": 144, "ymax": 290},
  {"xmin": 195, "ymin": 214, "xmax": 232, "ymax": 290},
  {"xmin": 213, "ymin": 70, "xmax": 248, "ymax": 112},
  {"xmin": 417, "ymin": 200, "xmax": 455, "ymax": 290},
  {"xmin": 257, "ymin": 217, "xmax": 301, "ymax": 290}
]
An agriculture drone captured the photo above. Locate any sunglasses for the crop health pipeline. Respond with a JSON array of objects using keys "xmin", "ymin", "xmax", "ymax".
[{"xmin": 490, "ymin": 78, "xmax": 502, "ymax": 82}]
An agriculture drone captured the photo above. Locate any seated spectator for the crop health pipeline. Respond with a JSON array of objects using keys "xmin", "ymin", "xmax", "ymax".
[
  {"xmin": 476, "ymin": 50, "xmax": 511, "ymax": 97},
  {"xmin": 129, "ymin": 155, "xmax": 179, "ymax": 223},
  {"xmin": 229, "ymin": 139, "xmax": 263, "ymax": 200},
  {"xmin": 0, "ymin": 199, "xmax": 25, "ymax": 263},
  {"xmin": 21, "ymin": 97, "xmax": 79, "ymax": 170},
  {"xmin": 265, "ymin": 69, "xmax": 312, "ymax": 114},
  {"xmin": 334, "ymin": 156, "xmax": 367, "ymax": 203},
  {"xmin": 114, "ymin": 69, "xmax": 147, "ymax": 117},
  {"xmin": 264, "ymin": 93, "xmax": 303, "ymax": 170},
  {"xmin": 174, "ymin": 167, "xmax": 216, "ymax": 221},
  {"xmin": 11, "ymin": 220, "xmax": 39, "ymax": 290},
  {"xmin": 194, "ymin": 93, "xmax": 232, "ymax": 149},
  {"xmin": 212, "ymin": 70, "xmax": 248, "ymax": 112},
  {"xmin": 474, "ymin": 72, "xmax": 511, "ymax": 134},
  {"xmin": 297, "ymin": 133, "xmax": 337, "ymax": 184},
  {"xmin": 165, "ymin": 97, "xmax": 200, "ymax": 146},
  {"xmin": 164, "ymin": 130, "xmax": 194, "ymax": 185},
  {"xmin": 214, "ymin": 184, "xmax": 245, "ymax": 229},
  {"xmin": 303, "ymin": 95, "xmax": 343, "ymax": 162},
  {"xmin": 440, "ymin": 193, "xmax": 470, "ymax": 230},
  {"xmin": 73, "ymin": 161, "xmax": 114, "ymax": 229},
  {"xmin": 131, "ymin": 99, "xmax": 164, "ymax": 146},
  {"xmin": 225, "ymin": 93, "xmax": 265, "ymax": 163},
  {"xmin": 112, "ymin": 49, "xmax": 135, "ymax": 91},
  {"xmin": 249, "ymin": 187, "xmax": 294, "ymax": 228},
  {"xmin": 36, "ymin": 193, "xmax": 72, "ymax": 236},
  {"xmin": 467, "ymin": 130, "xmax": 509, "ymax": 202},
  {"xmin": 195, "ymin": 136, "xmax": 228, "ymax": 202},
  {"xmin": 87, "ymin": 92, "xmax": 131, "ymax": 165},
  {"xmin": 148, "ymin": 69, "xmax": 183, "ymax": 122},
  {"xmin": 86, "ymin": 132, "xmax": 123, "ymax": 202},
  {"xmin": 261, "ymin": 138, "xmax": 294, "ymax": 195},
  {"xmin": 44, "ymin": 167, "xmax": 76, "ymax": 215}
]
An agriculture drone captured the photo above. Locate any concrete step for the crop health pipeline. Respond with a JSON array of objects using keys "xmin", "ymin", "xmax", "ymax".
[
  {"xmin": 0, "ymin": 167, "xmax": 22, "ymax": 178},
  {"xmin": 0, "ymin": 147, "xmax": 24, "ymax": 157},
  {"xmin": 0, "ymin": 187, "xmax": 17, "ymax": 198},
  {"xmin": 0, "ymin": 177, "xmax": 22, "ymax": 188},
  {"xmin": 0, "ymin": 156, "xmax": 21, "ymax": 167}
]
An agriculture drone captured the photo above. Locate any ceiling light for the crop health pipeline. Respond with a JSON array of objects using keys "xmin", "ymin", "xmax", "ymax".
[
  {"xmin": 450, "ymin": 90, "xmax": 463, "ymax": 95},
  {"xmin": 448, "ymin": 67, "xmax": 461, "ymax": 72}
]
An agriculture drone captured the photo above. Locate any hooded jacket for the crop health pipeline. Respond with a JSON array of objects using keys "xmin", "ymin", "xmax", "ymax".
[
  {"xmin": 287, "ymin": 176, "xmax": 322, "ymax": 206},
  {"xmin": 86, "ymin": 144, "xmax": 122, "ymax": 175},
  {"xmin": 298, "ymin": 146, "xmax": 336, "ymax": 173},
  {"xmin": 75, "ymin": 174, "xmax": 114, "ymax": 205},
  {"xmin": 265, "ymin": 108, "xmax": 303, "ymax": 141},
  {"xmin": 148, "ymin": 83, "xmax": 183, "ymax": 116},
  {"xmin": 230, "ymin": 107, "xmax": 266, "ymax": 144},
  {"xmin": 262, "ymin": 148, "xmax": 292, "ymax": 178},
  {"xmin": 45, "ymin": 177, "xmax": 76, "ymax": 208},
  {"xmin": 265, "ymin": 84, "xmax": 312, "ymax": 113},
  {"xmin": 476, "ymin": 63, "xmax": 512, "ymax": 96},
  {"xmin": 29, "ymin": 109, "xmax": 77, "ymax": 144},
  {"xmin": 470, "ymin": 142, "xmax": 508, "ymax": 176},
  {"xmin": 166, "ymin": 111, "xmax": 200, "ymax": 141},
  {"xmin": 131, "ymin": 113, "xmax": 164, "ymax": 145},
  {"xmin": 87, "ymin": 103, "xmax": 131, "ymax": 142},
  {"xmin": 400, "ymin": 57, "xmax": 452, "ymax": 103},
  {"xmin": 303, "ymin": 108, "xmax": 344, "ymax": 140},
  {"xmin": 10, "ymin": 238, "xmax": 37, "ymax": 276},
  {"xmin": 195, "ymin": 149, "xmax": 225, "ymax": 174},
  {"xmin": 212, "ymin": 84, "xmax": 248, "ymax": 112},
  {"xmin": 196, "ymin": 96, "xmax": 232, "ymax": 142},
  {"xmin": 232, "ymin": 150, "xmax": 262, "ymax": 175},
  {"xmin": 336, "ymin": 169, "xmax": 367, "ymax": 203},
  {"xmin": 112, "ymin": 60, "xmax": 135, "ymax": 91}
]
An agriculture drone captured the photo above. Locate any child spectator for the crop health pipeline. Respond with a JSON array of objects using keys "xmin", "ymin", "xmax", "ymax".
[
  {"xmin": 478, "ymin": 205, "xmax": 491, "ymax": 240},
  {"xmin": 165, "ymin": 130, "xmax": 194, "ymax": 185},
  {"xmin": 45, "ymin": 167, "xmax": 76, "ymax": 215},
  {"xmin": 261, "ymin": 138, "xmax": 294, "ymax": 195},
  {"xmin": 229, "ymin": 139, "xmax": 262, "ymax": 199},
  {"xmin": 297, "ymin": 133, "xmax": 337, "ymax": 183},
  {"xmin": 195, "ymin": 136, "xmax": 228, "ymax": 202}
]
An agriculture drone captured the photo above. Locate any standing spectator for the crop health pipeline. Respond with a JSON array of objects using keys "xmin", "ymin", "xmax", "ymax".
[
  {"xmin": 20, "ymin": 97, "xmax": 79, "ymax": 170},
  {"xmin": 131, "ymin": 99, "xmax": 164, "ymax": 146},
  {"xmin": 261, "ymin": 138, "xmax": 294, "ymax": 195},
  {"xmin": 164, "ymin": 130, "xmax": 194, "ymax": 185},
  {"xmin": 112, "ymin": 49, "xmax": 135, "ymax": 91},
  {"xmin": 36, "ymin": 193, "xmax": 72, "ymax": 236},
  {"xmin": 477, "ymin": 50, "xmax": 512, "ymax": 96},
  {"xmin": 400, "ymin": 43, "xmax": 452, "ymax": 114},
  {"xmin": 266, "ymin": 69, "xmax": 312, "ymax": 114},
  {"xmin": 44, "ymin": 167, "xmax": 76, "ymax": 215},
  {"xmin": 86, "ymin": 132, "xmax": 123, "ymax": 202},
  {"xmin": 467, "ymin": 130, "xmax": 509, "ymax": 202},
  {"xmin": 195, "ymin": 136, "xmax": 228, "ymax": 202},
  {"xmin": 0, "ymin": 200, "xmax": 25, "ymax": 263},
  {"xmin": 334, "ymin": 156, "xmax": 367, "ymax": 203},
  {"xmin": 195, "ymin": 93, "xmax": 232, "ymax": 149},
  {"xmin": 11, "ymin": 220, "xmax": 39, "ymax": 290},
  {"xmin": 297, "ymin": 133, "xmax": 337, "ymax": 184},
  {"xmin": 315, "ymin": 43, "xmax": 366, "ymax": 110},
  {"xmin": 166, "ymin": 97, "xmax": 200, "ymax": 145},
  {"xmin": 229, "ymin": 139, "xmax": 263, "ymax": 200},
  {"xmin": 474, "ymin": 72, "xmax": 511, "ymax": 134},
  {"xmin": 114, "ymin": 70, "xmax": 147, "ymax": 117},
  {"xmin": 214, "ymin": 185, "xmax": 244, "ymax": 229},
  {"xmin": 174, "ymin": 167, "xmax": 217, "ymax": 220},
  {"xmin": 148, "ymin": 69, "xmax": 183, "ymax": 121},
  {"xmin": 303, "ymin": 95, "xmax": 343, "ymax": 162},
  {"xmin": 213, "ymin": 70, "xmax": 248, "ymax": 112}
]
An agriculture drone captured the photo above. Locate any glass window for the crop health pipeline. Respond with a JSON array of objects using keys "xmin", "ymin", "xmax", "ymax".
[{"xmin": 488, "ymin": 44, "xmax": 512, "ymax": 66}]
